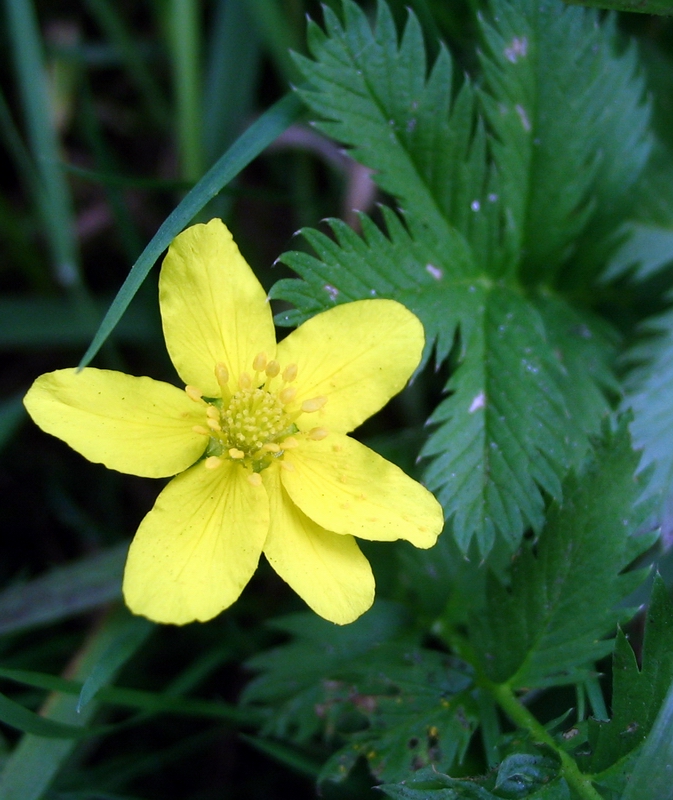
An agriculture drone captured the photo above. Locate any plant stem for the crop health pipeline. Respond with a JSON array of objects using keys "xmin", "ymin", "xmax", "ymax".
[{"xmin": 489, "ymin": 681, "xmax": 604, "ymax": 800}]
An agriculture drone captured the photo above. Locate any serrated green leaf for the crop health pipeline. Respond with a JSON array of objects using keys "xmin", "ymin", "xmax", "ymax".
[
  {"xmin": 275, "ymin": 214, "xmax": 600, "ymax": 554},
  {"xmin": 480, "ymin": 0, "xmax": 651, "ymax": 283},
  {"xmin": 241, "ymin": 601, "xmax": 411, "ymax": 741},
  {"xmin": 589, "ymin": 575, "xmax": 673, "ymax": 774},
  {"xmin": 318, "ymin": 645, "xmax": 477, "ymax": 785},
  {"xmin": 470, "ymin": 419, "xmax": 656, "ymax": 688},
  {"xmin": 565, "ymin": 0, "xmax": 673, "ymax": 14},
  {"xmin": 293, "ymin": 0, "xmax": 484, "ymax": 273},
  {"xmin": 379, "ymin": 762, "xmax": 571, "ymax": 799},
  {"xmin": 620, "ymin": 677, "xmax": 673, "ymax": 800},
  {"xmin": 623, "ymin": 306, "xmax": 673, "ymax": 508}
]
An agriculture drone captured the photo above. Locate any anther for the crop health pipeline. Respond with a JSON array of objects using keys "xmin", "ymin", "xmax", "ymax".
[
  {"xmin": 309, "ymin": 427, "xmax": 329, "ymax": 440},
  {"xmin": 206, "ymin": 406, "xmax": 219, "ymax": 419},
  {"xmin": 279, "ymin": 387, "xmax": 297, "ymax": 405},
  {"xmin": 282, "ymin": 363, "xmax": 298, "ymax": 382},
  {"xmin": 185, "ymin": 385, "xmax": 204, "ymax": 403},
  {"xmin": 301, "ymin": 396, "xmax": 327, "ymax": 413},
  {"xmin": 262, "ymin": 442, "xmax": 281, "ymax": 452},
  {"xmin": 206, "ymin": 418, "xmax": 222, "ymax": 431},
  {"xmin": 215, "ymin": 363, "xmax": 229, "ymax": 388},
  {"xmin": 281, "ymin": 436, "xmax": 299, "ymax": 449},
  {"xmin": 280, "ymin": 461, "xmax": 295, "ymax": 472},
  {"xmin": 252, "ymin": 352, "xmax": 268, "ymax": 372},
  {"xmin": 247, "ymin": 473, "xmax": 263, "ymax": 487},
  {"xmin": 192, "ymin": 425, "xmax": 210, "ymax": 436},
  {"xmin": 239, "ymin": 372, "xmax": 252, "ymax": 390},
  {"xmin": 205, "ymin": 456, "xmax": 223, "ymax": 469},
  {"xmin": 265, "ymin": 360, "xmax": 280, "ymax": 378},
  {"xmin": 229, "ymin": 448, "xmax": 245, "ymax": 459}
]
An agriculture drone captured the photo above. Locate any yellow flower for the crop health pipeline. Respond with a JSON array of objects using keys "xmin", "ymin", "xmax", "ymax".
[{"xmin": 24, "ymin": 220, "xmax": 443, "ymax": 625}]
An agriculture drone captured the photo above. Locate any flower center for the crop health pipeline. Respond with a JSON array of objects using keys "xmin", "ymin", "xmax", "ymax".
[
  {"xmin": 185, "ymin": 352, "xmax": 328, "ymax": 484},
  {"xmin": 223, "ymin": 388, "xmax": 292, "ymax": 453}
]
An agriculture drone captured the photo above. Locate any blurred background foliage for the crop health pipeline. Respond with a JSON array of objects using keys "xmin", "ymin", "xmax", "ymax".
[{"xmin": 3, "ymin": 0, "xmax": 673, "ymax": 798}]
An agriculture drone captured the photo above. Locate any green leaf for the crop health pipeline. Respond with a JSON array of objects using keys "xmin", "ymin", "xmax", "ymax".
[
  {"xmin": 470, "ymin": 419, "xmax": 656, "ymax": 688},
  {"xmin": 77, "ymin": 614, "xmax": 154, "ymax": 711},
  {"xmin": 78, "ymin": 91, "xmax": 303, "ymax": 368},
  {"xmin": 589, "ymin": 575, "xmax": 673, "ymax": 774},
  {"xmin": 274, "ymin": 212, "xmax": 617, "ymax": 554},
  {"xmin": 619, "ymin": 677, "xmax": 673, "ymax": 800},
  {"xmin": 242, "ymin": 601, "xmax": 412, "ymax": 741},
  {"xmin": 623, "ymin": 306, "xmax": 673, "ymax": 507},
  {"xmin": 318, "ymin": 645, "xmax": 477, "ymax": 785},
  {"xmin": 0, "ymin": 692, "xmax": 89, "ymax": 740},
  {"xmin": 379, "ymin": 761, "xmax": 571, "ymax": 799},
  {"xmin": 293, "ymin": 0, "xmax": 478, "ymax": 272},
  {"xmin": 0, "ymin": 544, "xmax": 126, "ymax": 635},
  {"xmin": 479, "ymin": 0, "xmax": 650, "ymax": 283},
  {"xmin": 564, "ymin": 0, "xmax": 673, "ymax": 14},
  {"xmin": 273, "ymin": 0, "xmax": 625, "ymax": 555}
]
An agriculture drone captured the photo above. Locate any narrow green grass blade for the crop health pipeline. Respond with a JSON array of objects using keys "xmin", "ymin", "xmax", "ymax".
[
  {"xmin": 0, "ymin": 667, "xmax": 262, "ymax": 725},
  {"xmin": 0, "ymin": 608, "xmax": 148, "ymax": 800},
  {"xmin": 78, "ymin": 615, "xmax": 154, "ymax": 711},
  {"xmin": 0, "ymin": 544, "xmax": 126, "ymax": 636},
  {"xmin": 167, "ymin": 0, "xmax": 203, "ymax": 180},
  {"xmin": 0, "ymin": 692, "xmax": 92, "ymax": 739},
  {"xmin": 78, "ymin": 91, "xmax": 304, "ymax": 369},
  {"xmin": 246, "ymin": 0, "xmax": 302, "ymax": 85},
  {"xmin": 4, "ymin": 0, "xmax": 80, "ymax": 289},
  {"xmin": 202, "ymin": 0, "xmax": 261, "ymax": 167}
]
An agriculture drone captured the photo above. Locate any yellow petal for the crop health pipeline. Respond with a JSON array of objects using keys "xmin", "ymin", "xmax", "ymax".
[
  {"xmin": 123, "ymin": 460, "xmax": 269, "ymax": 624},
  {"xmin": 275, "ymin": 299, "xmax": 424, "ymax": 433},
  {"xmin": 24, "ymin": 368, "xmax": 207, "ymax": 478},
  {"xmin": 263, "ymin": 468, "xmax": 374, "ymax": 624},
  {"xmin": 160, "ymin": 219, "xmax": 277, "ymax": 395},
  {"xmin": 282, "ymin": 434, "xmax": 443, "ymax": 548}
]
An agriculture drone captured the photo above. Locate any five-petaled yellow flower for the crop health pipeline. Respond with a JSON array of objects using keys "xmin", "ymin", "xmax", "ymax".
[{"xmin": 24, "ymin": 220, "xmax": 443, "ymax": 625}]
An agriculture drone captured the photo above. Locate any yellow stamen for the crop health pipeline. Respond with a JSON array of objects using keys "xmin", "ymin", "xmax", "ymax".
[
  {"xmin": 185, "ymin": 385, "xmax": 203, "ymax": 403},
  {"xmin": 252, "ymin": 352, "xmax": 268, "ymax": 372},
  {"xmin": 205, "ymin": 456, "xmax": 223, "ymax": 470},
  {"xmin": 215, "ymin": 363, "xmax": 229, "ymax": 388},
  {"xmin": 247, "ymin": 472, "xmax": 263, "ymax": 487},
  {"xmin": 239, "ymin": 372, "xmax": 252, "ymax": 390},
  {"xmin": 309, "ymin": 427, "xmax": 329, "ymax": 440},
  {"xmin": 192, "ymin": 425, "xmax": 210, "ymax": 436},
  {"xmin": 280, "ymin": 461, "xmax": 295, "ymax": 472},
  {"xmin": 229, "ymin": 448, "xmax": 245, "ymax": 459},
  {"xmin": 279, "ymin": 386, "xmax": 296, "ymax": 405},
  {"xmin": 301, "ymin": 396, "xmax": 327, "ymax": 413},
  {"xmin": 206, "ymin": 406, "xmax": 219, "ymax": 419},
  {"xmin": 207, "ymin": 418, "xmax": 222, "ymax": 431},
  {"xmin": 282, "ymin": 363, "xmax": 298, "ymax": 382},
  {"xmin": 281, "ymin": 436, "xmax": 299, "ymax": 449},
  {"xmin": 265, "ymin": 360, "xmax": 280, "ymax": 378},
  {"xmin": 262, "ymin": 442, "xmax": 281, "ymax": 452}
]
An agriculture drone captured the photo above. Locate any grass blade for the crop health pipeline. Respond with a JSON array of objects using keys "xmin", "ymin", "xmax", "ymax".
[{"xmin": 78, "ymin": 91, "xmax": 304, "ymax": 369}]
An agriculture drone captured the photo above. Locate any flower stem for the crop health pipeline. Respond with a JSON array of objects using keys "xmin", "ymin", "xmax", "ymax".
[{"xmin": 488, "ymin": 681, "xmax": 603, "ymax": 800}]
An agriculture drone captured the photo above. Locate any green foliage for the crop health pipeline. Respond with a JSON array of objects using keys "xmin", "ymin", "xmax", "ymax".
[
  {"xmin": 273, "ymin": 0, "xmax": 646, "ymax": 555},
  {"xmin": 588, "ymin": 575, "xmax": 673, "ymax": 775},
  {"xmin": 470, "ymin": 419, "xmax": 656, "ymax": 688},
  {"xmin": 243, "ymin": 603, "xmax": 478, "ymax": 784},
  {"xmin": 379, "ymin": 756, "xmax": 570, "ymax": 799},
  {"xmin": 6, "ymin": 0, "xmax": 673, "ymax": 797}
]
